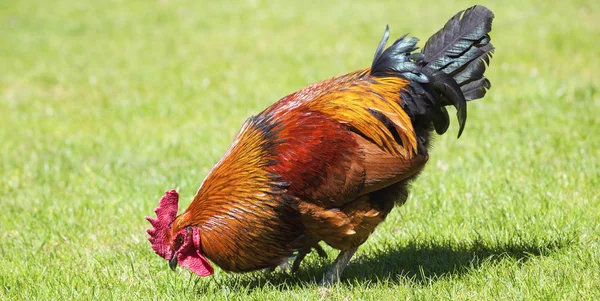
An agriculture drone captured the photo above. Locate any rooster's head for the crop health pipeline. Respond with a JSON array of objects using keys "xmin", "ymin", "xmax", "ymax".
[{"xmin": 145, "ymin": 190, "xmax": 214, "ymax": 277}]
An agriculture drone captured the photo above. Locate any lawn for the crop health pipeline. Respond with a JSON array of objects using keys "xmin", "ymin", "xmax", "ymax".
[{"xmin": 1, "ymin": 0, "xmax": 599, "ymax": 300}]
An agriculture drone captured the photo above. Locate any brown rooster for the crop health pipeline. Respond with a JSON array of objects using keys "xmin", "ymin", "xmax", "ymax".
[{"xmin": 147, "ymin": 5, "xmax": 495, "ymax": 286}]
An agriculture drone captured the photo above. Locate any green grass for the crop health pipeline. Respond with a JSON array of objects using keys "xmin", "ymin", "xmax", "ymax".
[{"xmin": 1, "ymin": 0, "xmax": 599, "ymax": 300}]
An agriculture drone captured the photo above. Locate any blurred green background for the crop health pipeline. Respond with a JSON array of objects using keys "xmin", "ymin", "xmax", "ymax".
[{"xmin": 1, "ymin": 0, "xmax": 598, "ymax": 300}]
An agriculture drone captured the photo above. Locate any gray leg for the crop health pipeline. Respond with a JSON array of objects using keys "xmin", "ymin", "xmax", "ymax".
[
  {"xmin": 291, "ymin": 249, "xmax": 309, "ymax": 273},
  {"xmin": 319, "ymin": 246, "xmax": 358, "ymax": 286},
  {"xmin": 266, "ymin": 237, "xmax": 328, "ymax": 274},
  {"xmin": 263, "ymin": 265, "xmax": 276, "ymax": 273},
  {"xmin": 263, "ymin": 256, "xmax": 295, "ymax": 273},
  {"xmin": 277, "ymin": 259, "xmax": 293, "ymax": 272},
  {"xmin": 313, "ymin": 243, "xmax": 328, "ymax": 258},
  {"xmin": 291, "ymin": 239, "xmax": 328, "ymax": 273}
]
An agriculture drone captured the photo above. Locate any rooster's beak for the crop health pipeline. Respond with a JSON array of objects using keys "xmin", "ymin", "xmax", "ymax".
[{"xmin": 169, "ymin": 255, "xmax": 178, "ymax": 271}]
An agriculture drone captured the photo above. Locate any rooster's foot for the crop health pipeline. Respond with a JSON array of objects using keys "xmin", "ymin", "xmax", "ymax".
[{"xmin": 318, "ymin": 246, "xmax": 358, "ymax": 286}]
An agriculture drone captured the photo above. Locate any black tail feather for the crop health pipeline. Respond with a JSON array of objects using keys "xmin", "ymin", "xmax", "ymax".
[
  {"xmin": 421, "ymin": 5, "xmax": 495, "ymax": 137},
  {"xmin": 431, "ymin": 72, "xmax": 468, "ymax": 138},
  {"xmin": 371, "ymin": 27, "xmax": 429, "ymax": 84},
  {"xmin": 369, "ymin": 5, "xmax": 494, "ymax": 138},
  {"xmin": 422, "ymin": 6, "xmax": 494, "ymax": 78},
  {"xmin": 452, "ymin": 43, "xmax": 493, "ymax": 87},
  {"xmin": 461, "ymin": 77, "xmax": 491, "ymax": 101}
]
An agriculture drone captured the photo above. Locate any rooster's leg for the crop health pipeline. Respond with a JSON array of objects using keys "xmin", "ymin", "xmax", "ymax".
[
  {"xmin": 263, "ymin": 265, "xmax": 276, "ymax": 273},
  {"xmin": 263, "ymin": 259, "xmax": 293, "ymax": 273},
  {"xmin": 291, "ymin": 239, "xmax": 327, "ymax": 273},
  {"xmin": 291, "ymin": 250, "xmax": 308, "ymax": 273},
  {"xmin": 319, "ymin": 246, "xmax": 358, "ymax": 286},
  {"xmin": 313, "ymin": 243, "xmax": 327, "ymax": 258},
  {"xmin": 264, "ymin": 240, "xmax": 326, "ymax": 273}
]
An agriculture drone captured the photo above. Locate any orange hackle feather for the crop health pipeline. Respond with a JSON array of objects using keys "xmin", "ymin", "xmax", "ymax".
[{"xmin": 171, "ymin": 118, "xmax": 304, "ymax": 272}]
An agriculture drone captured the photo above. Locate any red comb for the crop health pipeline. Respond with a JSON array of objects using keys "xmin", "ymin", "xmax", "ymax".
[{"xmin": 146, "ymin": 190, "xmax": 179, "ymax": 260}]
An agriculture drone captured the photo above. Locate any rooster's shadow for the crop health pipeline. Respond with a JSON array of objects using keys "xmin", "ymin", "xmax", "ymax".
[{"xmin": 195, "ymin": 234, "xmax": 574, "ymax": 292}]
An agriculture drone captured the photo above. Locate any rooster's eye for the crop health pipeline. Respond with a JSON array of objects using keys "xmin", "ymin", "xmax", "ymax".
[{"xmin": 173, "ymin": 235, "xmax": 184, "ymax": 249}]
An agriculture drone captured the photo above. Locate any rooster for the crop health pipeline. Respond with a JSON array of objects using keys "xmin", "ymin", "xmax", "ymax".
[{"xmin": 147, "ymin": 5, "xmax": 495, "ymax": 286}]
